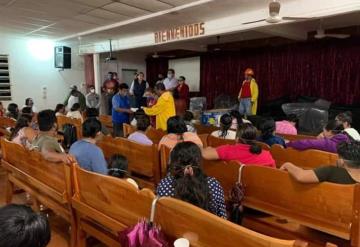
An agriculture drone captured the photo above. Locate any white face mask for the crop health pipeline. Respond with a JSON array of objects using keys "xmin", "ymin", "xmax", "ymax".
[
  {"xmin": 167, "ymin": 73, "xmax": 173, "ymax": 79},
  {"xmin": 90, "ymin": 89, "xmax": 95, "ymax": 93}
]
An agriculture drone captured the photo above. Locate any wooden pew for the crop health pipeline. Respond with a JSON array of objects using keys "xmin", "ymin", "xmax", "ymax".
[
  {"xmin": 97, "ymin": 136, "xmax": 161, "ymax": 189},
  {"xmin": 0, "ymin": 116, "xmax": 16, "ymax": 138},
  {"xmin": 0, "ymin": 139, "xmax": 76, "ymax": 247},
  {"xmin": 154, "ymin": 197, "xmax": 303, "ymax": 247},
  {"xmin": 241, "ymin": 166, "xmax": 360, "ymax": 247},
  {"xmin": 145, "ymin": 127, "xmax": 166, "ymax": 144},
  {"xmin": 122, "ymin": 123, "xmax": 136, "ymax": 137},
  {"xmin": 277, "ymin": 133, "xmax": 317, "ymax": 142},
  {"xmin": 207, "ymin": 134, "xmax": 236, "ymax": 147},
  {"xmin": 198, "ymin": 133, "xmax": 208, "ymax": 148},
  {"xmin": 194, "ymin": 123, "xmax": 220, "ymax": 135},
  {"xmin": 270, "ymin": 144, "xmax": 338, "ymax": 169},
  {"xmin": 254, "ymin": 141, "xmax": 271, "ymax": 151},
  {"xmin": 71, "ymin": 164, "xmax": 155, "ymax": 247},
  {"xmin": 57, "ymin": 115, "xmax": 82, "ymax": 139}
]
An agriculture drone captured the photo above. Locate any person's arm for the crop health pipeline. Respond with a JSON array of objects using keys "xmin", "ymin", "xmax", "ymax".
[
  {"xmin": 95, "ymin": 95, "xmax": 101, "ymax": 109},
  {"xmin": 85, "ymin": 94, "xmax": 91, "ymax": 108},
  {"xmin": 280, "ymin": 162, "xmax": 319, "ymax": 183},
  {"xmin": 143, "ymin": 98, "xmax": 166, "ymax": 116},
  {"xmin": 112, "ymin": 96, "xmax": 132, "ymax": 114},
  {"xmin": 238, "ymin": 81, "xmax": 244, "ymax": 99},
  {"xmin": 202, "ymin": 147, "xmax": 220, "ymax": 160},
  {"xmin": 287, "ymin": 138, "xmax": 327, "ymax": 151},
  {"xmin": 129, "ymin": 81, "xmax": 134, "ymax": 95},
  {"xmin": 64, "ymin": 92, "xmax": 71, "ymax": 106},
  {"xmin": 41, "ymin": 147, "xmax": 74, "ymax": 164}
]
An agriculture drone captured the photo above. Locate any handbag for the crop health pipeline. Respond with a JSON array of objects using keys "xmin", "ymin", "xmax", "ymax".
[{"xmin": 226, "ymin": 165, "xmax": 245, "ymax": 224}]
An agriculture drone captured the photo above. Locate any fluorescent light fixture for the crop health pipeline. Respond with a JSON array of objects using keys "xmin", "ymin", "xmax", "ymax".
[{"xmin": 27, "ymin": 39, "xmax": 54, "ymax": 61}]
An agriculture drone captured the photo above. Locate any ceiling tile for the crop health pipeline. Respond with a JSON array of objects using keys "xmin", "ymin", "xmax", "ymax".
[
  {"xmin": 73, "ymin": 14, "xmax": 113, "ymax": 25},
  {"xmin": 73, "ymin": 0, "xmax": 113, "ymax": 8},
  {"xmin": 117, "ymin": 0, "xmax": 172, "ymax": 12},
  {"xmin": 86, "ymin": 8, "xmax": 129, "ymax": 21},
  {"xmin": 102, "ymin": 2, "xmax": 151, "ymax": 17},
  {"xmin": 160, "ymin": 0, "xmax": 198, "ymax": 6}
]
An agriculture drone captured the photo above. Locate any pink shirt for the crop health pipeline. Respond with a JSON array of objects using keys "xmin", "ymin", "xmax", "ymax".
[
  {"xmin": 216, "ymin": 143, "xmax": 275, "ymax": 168},
  {"xmin": 275, "ymin": 121, "xmax": 297, "ymax": 135}
]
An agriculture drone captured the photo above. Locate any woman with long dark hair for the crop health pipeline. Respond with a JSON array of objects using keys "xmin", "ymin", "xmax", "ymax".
[
  {"xmin": 203, "ymin": 123, "xmax": 275, "ymax": 167},
  {"xmin": 257, "ymin": 118, "xmax": 286, "ymax": 147},
  {"xmin": 211, "ymin": 113, "xmax": 236, "ymax": 139},
  {"xmin": 6, "ymin": 103, "xmax": 19, "ymax": 120},
  {"xmin": 10, "ymin": 115, "xmax": 37, "ymax": 147},
  {"xmin": 157, "ymin": 142, "xmax": 226, "ymax": 218}
]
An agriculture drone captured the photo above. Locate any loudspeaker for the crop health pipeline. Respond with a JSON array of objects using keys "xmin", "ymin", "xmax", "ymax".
[{"xmin": 54, "ymin": 46, "xmax": 71, "ymax": 69}]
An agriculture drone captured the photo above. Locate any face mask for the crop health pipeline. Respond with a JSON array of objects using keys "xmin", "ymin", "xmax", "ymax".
[
  {"xmin": 90, "ymin": 89, "xmax": 95, "ymax": 93},
  {"xmin": 167, "ymin": 73, "xmax": 173, "ymax": 79}
]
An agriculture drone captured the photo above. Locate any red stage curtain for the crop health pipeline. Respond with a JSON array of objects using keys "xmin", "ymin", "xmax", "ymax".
[
  {"xmin": 201, "ymin": 38, "xmax": 360, "ymax": 108},
  {"xmin": 146, "ymin": 57, "xmax": 169, "ymax": 87},
  {"xmin": 84, "ymin": 54, "xmax": 94, "ymax": 90}
]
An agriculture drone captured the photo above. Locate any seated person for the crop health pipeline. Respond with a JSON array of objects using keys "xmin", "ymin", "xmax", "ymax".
[
  {"xmin": 159, "ymin": 116, "xmax": 203, "ymax": 150},
  {"xmin": 55, "ymin": 103, "xmax": 66, "ymax": 117},
  {"xmin": 31, "ymin": 110, "xmax": 73, "ymax": 163},
  {"xmin": 211, "ymin": 113, "xmax": 237, "ymax": 139},
  {"xmin": 86, "ymin": 107, "xmax": 110, "ymax": 136},
  {"xmin": 336, "ymin": 111, "xmax": 360, "ymax": 141},
  {"xmin": 275, "ymin": 114, "xmax": 298, "ymax": 135},
  {"xmin": 257, "ymin": 118, "xmax": 286, "ymax": 147},
  {"xmin": 6, "ymin": 103, "xmax": 19, "ymax": 120},
  {"xmin": 280, "ymin": 141, "xmax": 360, "ymax": 184},
  {"xmin": 108, "ymin": 154, "xmax": 138, "ymax": 188},
  {"xmin": 9, "ymin": 115, "xmax": 37, "ymax": 148},
  {"xmin": 157, "ymin": 142, "xmax": 226, "ymax": 218},
  {"xmin": 0, "ymin": 204, "xmax": 50, "ymax": 247},
  {"xmin": 69, "ymin": 118, "xmax": 108, "ymax": 175},
  {"xmin": 202, "ymin": 123, "xmax": 275, "ymax": 168},
  {"xmin": 229, "ymin": 109, "xmax": 250, "ymax": 130},
  {"xmin": 130, "ymin": 109, "xmax": 146, "ymax": 127},
  {"xmin": 21, "ymin": 106, "xmax": 38, "ymax": 130},
  {"xmin": 66, "ymin": 103, "xmax": 83, "ymax": 122},
  {"xmin": 128, "ymin": 115, "xmax": 153, "ymax": 145},
  {"xmin": 287, "ymin": 120, "xmax": 349, "ymax": 153},
  {"xmin": 183, "ymin": 110, "xmax": 196, "ymax": 133}
]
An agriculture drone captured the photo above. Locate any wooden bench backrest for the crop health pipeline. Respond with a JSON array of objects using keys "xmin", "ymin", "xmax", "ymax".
[
  {"xmin": 270, "ymin": 144, "xmax": 338, "ymax": 169},
  {"xmin": 99, "ymin": 115, "xmax": 112, "ymax": 128},
  {"xmin": 0, "ymin": 116, "xmax": 16, "ymax": 138},
  {"xmin": 202, "ymin": 160, "xmax": 241, "ymax": 198},
  {"xmin": 277, "ymin": 133, "xmax": 317, "ymax": 141},
  {"xmin": 241, "ymin": 166, "xmax": 356, "ymax": 240},
  {"xmin": 155, "ymin": 197, "xmax": 298, "ymax": 247},
  {"xmin": 194, "ymin": 123, "xmax": 220, "ymax": 135},
  {"xmin": 207, "ymin": 135, "xmax": 236, "ymax": 147},
  {"xmin": 159, "ymin": 145, "xmax": 171, "ymax": 179},
  {"xmin": 123, "ymin": 123, "xmax": 136, "ymax": 137},
  {"xmin": 97, "ymin": 136, "xmax": 161, "ymax": 183},
  {"xmin": 57, "ymin": 115, "xmax": 82, "ymax": 139},
  {"xmin": 145, "ymin": 127, "xmax": 166, "ymax": 144},
  {"xmin": 72, "ymin": 165, "xmax": 155, "ymax": 232},
  {"xmin": 254, "ymin": 141, "xmax": 271, "ymax": 151},
  {"xmin": 198, "ymin": 134, "xmax": 208, "ymax": 147}
]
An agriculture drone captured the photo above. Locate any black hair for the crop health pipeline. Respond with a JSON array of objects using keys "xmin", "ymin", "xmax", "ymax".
[
  {"xmin": 21, "ymin": 106, "xmax": 33, "ymax": 115},
  {"xmin": 179, "ymin": 76, "xmax": 186, "ymax": 81},
  {"xmin": 9, "ymin": 115, "xmax": 32, "ymax": 141},
  {"xmin": 260, "ymin": 118, "xmax": 276, "ymax": 139},
  {"xmin": 183, "ymin": 111, "xmax": 194, "ymax": 122},
  {"xmin": 337, "ymin": 141, "xmax": 360, "ymax": 168},
  {"xmin": 108, "ymin": 154, "xmax": 129, "ymax": 178},
  {"xmin": 336, "ymin": 111, "xmax": 353, "ymax": 127},
  {"xmin": 168, "ymin": 68, "xmax": 175, "ymax": 74},
  {"xmin": 7, "ymin": 103, "xmax": 19, "ymax": 119},
  {"xmin": 55, "ymin": 104, "xmax": 65, "ymax": 113},
  {"xmin": 229, "ymin": 110, "xmax": 243, "ymax": 129},
  {"xmin": 136, "ymin": 115, "xmax": 150, "ymax": 132},
  {"xmin": 70, "ymin": 103, "xmax": 80, "ymax": 112},
  {"xmin": 169, "ymin": 142, "xmax": 214, "ymax": 214},
  {"xmin": 70, "ymin": 89, "xmax": 77, "ymax": 96},
  {"xmin": 154, "ymin": 83, "xmax": 166, "ymax": 91},
  {"xmin": 167, "ymin": 116, "xmax": 187, "ymax": 141},
  {"xmin": 138, "ymin": 72, "xmax": 144, "ymax": 76},
  {"xmin": 286, "ymin": 114, "xmax": 298, "ymax": 123},
  {"xmin": 324, "ymin": 120, "xmax": 344, "ymax": 134},
  {"xmin": 134, "ymin": 108, "xmax": 145, "ymax": 119},
  {"xmin": 236, "ymin": 123, "xmax": 262, "ymax": 154},
  {"xmin": 82, "ymin": 118, "xmax": 101, "ymax": 138},
  {"xmin": 25, "ymin": 98, "xmax": 33, "ymax": 106},
  {"xmin": 0, "ymin": 204, "xmax": 50, "ymax": 247},
  {"xmin": 219, "ymin": 113, "xmax": 232, "ymax": 138},
  {"xmin": 119, "ymin": 83, "xmax": 129, "ymax": 90},
  {"xmin": 37, "ymin": 110, "xmax": 56, "ymax": 132},
  {"xmin": 86, "ymin": 108, "xmax": 99, "ymax": 118}
]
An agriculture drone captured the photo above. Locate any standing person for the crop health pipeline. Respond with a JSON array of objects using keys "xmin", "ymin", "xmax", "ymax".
[
  {"xmin": 23, "ymin": 98, "xmax": 38, "ymax": 113},
  {"xmin": 112, "ymin": 83, "xmax": 133, "ymax": 137},
  {"xmin": 69, "ymin": 118, "xmax": 108, "ymax": 175},
  {"xmin": 129, "ymin": 72, "xmax": 149, "ymax": 108},
  {"xmin": 163, "ymin": 68, "xmax": 178, "ymax": 91},
  {"xmin": 156, "ymin": 73, "xmax": 164, "ymax": 85},
  {"xmin": 143, "ymin": 83, "xmax": 176, "ymax": 131},
  {"xmin": 64, "ymin": 85, "xmax": 86, "ymax": 112},
  {"xmin": 66, "ymin": 103, "xmax": 84, "ymax": 122},
  {"xmin": 86, "ymin": 85, "xmax": 100, "ymax": 110},
  {"xmin": 238, "ymin": 68, "xmax": 259, "ymax": 116},
  {"xmin": 174, "ymin": 76, "xmax": 190, "ymax": 116}
]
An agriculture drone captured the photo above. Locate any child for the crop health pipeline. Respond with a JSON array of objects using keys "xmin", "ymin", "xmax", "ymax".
[
  {"xmin": 183, "ymin": 110, "xmax": 196, "ymax": 133},
  {"xmin": 108, "ymin": 154, "xmax": 138, "ymax": 189},
  {"xmin": 66, "ymin": 103, "xmax": 83, "ymax": 122},
  {"xmin": 144, "ymin": 87, "xmax": 157, "ymax": 127}
]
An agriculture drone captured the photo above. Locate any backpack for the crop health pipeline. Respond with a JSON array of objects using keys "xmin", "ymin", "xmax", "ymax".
[{"xmin": 62, "ymin": 124, "xmax": 77, "ymax": 149}]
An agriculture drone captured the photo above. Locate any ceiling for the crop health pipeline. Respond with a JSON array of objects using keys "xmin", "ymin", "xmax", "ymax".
[{"xmin": 0, "ymin": 0, "xmax": 201, "ymax": 38}]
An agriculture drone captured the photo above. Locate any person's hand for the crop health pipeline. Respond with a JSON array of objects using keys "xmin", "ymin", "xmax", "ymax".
[
  {"xmin": 280, "ymin": 162, "xmax": 292, "ymax": 171},
  {"xmin": 61, "ymin": 154, "xmax": 76, "ymax": 164},
  {"xmin": 128, "ymin": 109, "xmax": 134, "ymax": 114}
]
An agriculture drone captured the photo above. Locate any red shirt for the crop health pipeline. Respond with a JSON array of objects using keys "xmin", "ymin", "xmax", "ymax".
[
  {"xmin": 176, "ymin": 84, "xmax": 189, "ymax": 101},
  {"xmin": 240, "ymin": 81, "xmax": 251, "ymax": 98},
  {"xmin": 216, "ymin": 143, "xmax": 275, "ymax": 168}
]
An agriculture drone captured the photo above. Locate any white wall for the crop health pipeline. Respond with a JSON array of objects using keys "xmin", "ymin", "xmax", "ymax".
[
  {"xmin": 169, "ymin": 57, "xmax": 200, "ymax": 92},
  {"xmin": 0, "ymin": 35, "xmax": 85, "ymax": 111},
  {"xmin": 100, "ymin": 51, "xmax": 147, "ymax": 85}
]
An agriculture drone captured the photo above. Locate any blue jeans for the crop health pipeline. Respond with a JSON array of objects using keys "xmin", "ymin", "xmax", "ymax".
[{"xmin": 239, "ymin": 98, "xmax": 252, "ymax": 116}]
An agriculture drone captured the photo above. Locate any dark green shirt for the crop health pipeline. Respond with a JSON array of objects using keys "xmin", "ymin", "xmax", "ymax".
[{"xmin": 314, "ymin": 166, "xmax": 357, "ymax": 184}]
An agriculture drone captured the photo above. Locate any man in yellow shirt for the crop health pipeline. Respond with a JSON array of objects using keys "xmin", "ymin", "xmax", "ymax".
[{"xmin": 143, "ymin": 83, "xmax": 176, "ymax": 131}]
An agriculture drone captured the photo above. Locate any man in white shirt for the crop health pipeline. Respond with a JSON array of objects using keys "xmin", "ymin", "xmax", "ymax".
[{"xmin": 163, "ymin": 68, "xmax": 178, "ymax": 91}]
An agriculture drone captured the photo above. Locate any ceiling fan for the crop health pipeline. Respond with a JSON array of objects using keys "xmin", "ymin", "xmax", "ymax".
[
  {"xmin": 242, "ymin": 0, "xmax": 314, "ymax": 25},
  {"xmin": 314, "ymin": 20, "xmax": 350, "ymax": 39},
  {"xmin": 104, "ymin": 39, "xmax": 116, "ymax": 62},
  {"xmin": 151, "ymin": 52, "xmax": 175, "ymax": 58},
  {"xmin": 212, "ymin": 36, "xmax": 221, "ymax": 51}
]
